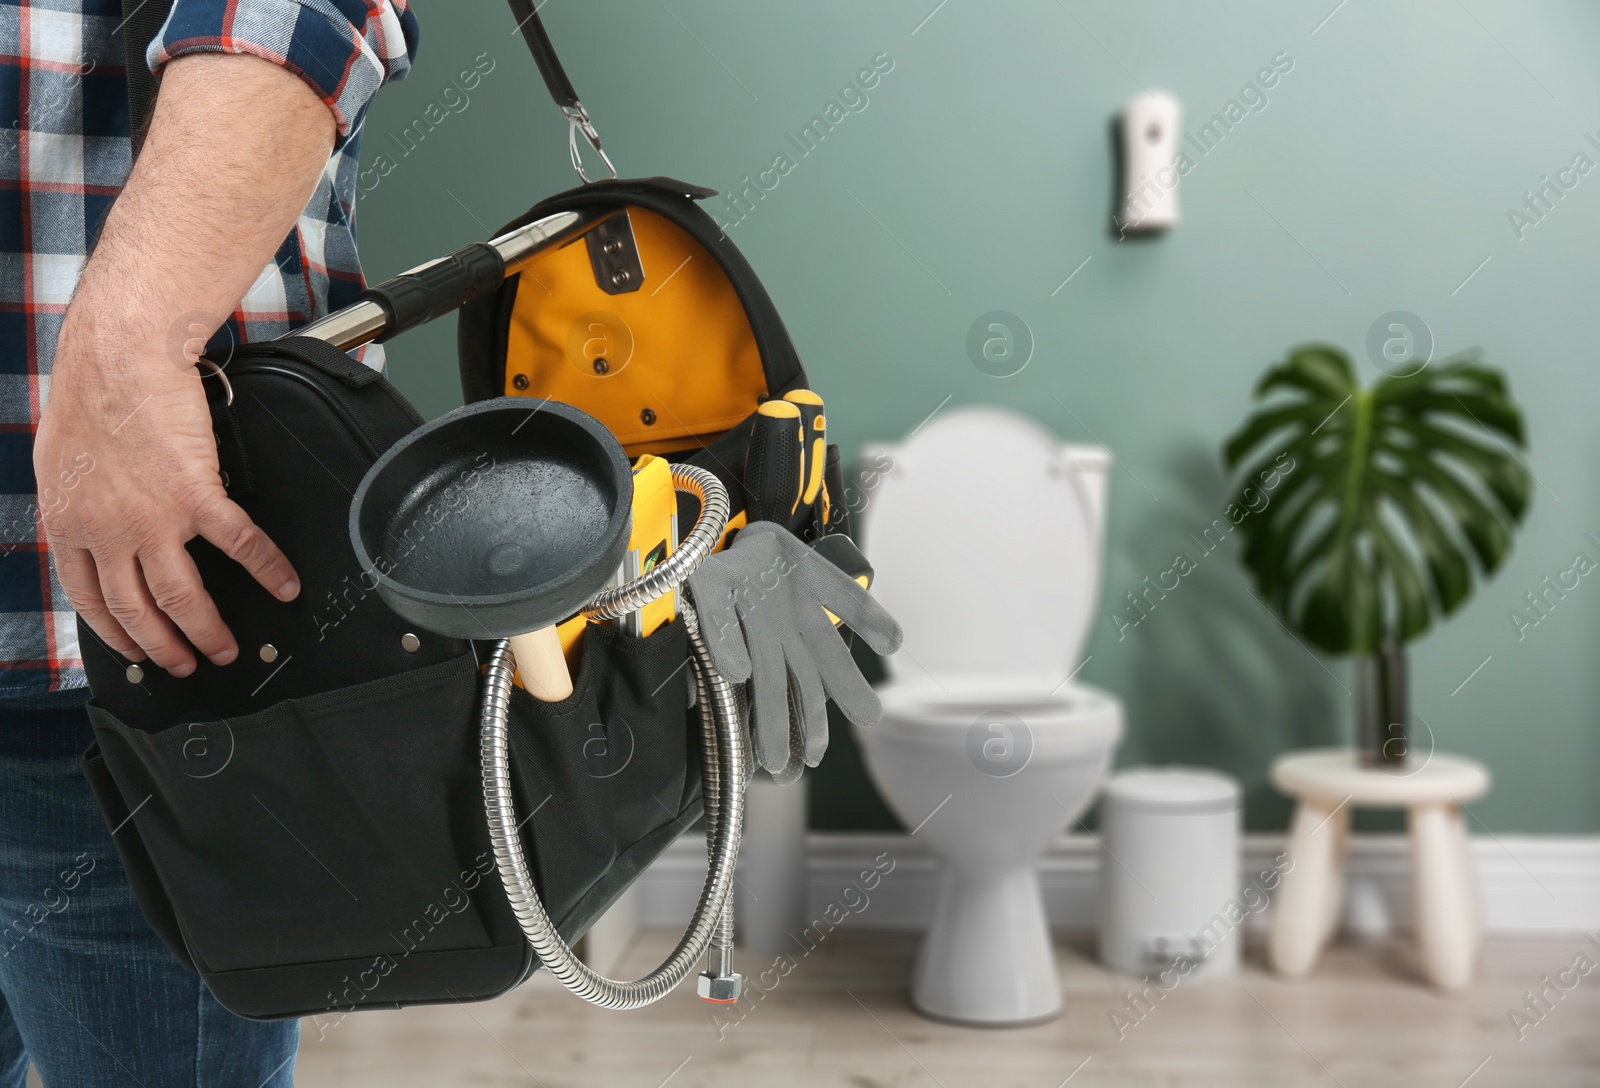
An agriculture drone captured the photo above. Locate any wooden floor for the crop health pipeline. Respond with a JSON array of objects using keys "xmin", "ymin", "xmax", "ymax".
[{"xmin": 294, "ymin": 931, "xmax": 1600, "ymax": 1087}]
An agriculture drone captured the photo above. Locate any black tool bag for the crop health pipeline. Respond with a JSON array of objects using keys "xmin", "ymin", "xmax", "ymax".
[{"xmin": 78, "ymin": 339, "xmax": 703, "ymax": 1019}]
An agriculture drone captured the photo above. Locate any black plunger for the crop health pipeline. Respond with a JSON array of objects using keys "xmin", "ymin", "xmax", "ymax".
[{"xmin": 350, "ymin": 398, "xmax": 632, "ymax": 700}]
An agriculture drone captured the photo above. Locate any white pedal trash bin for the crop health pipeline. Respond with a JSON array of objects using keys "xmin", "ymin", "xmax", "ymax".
[{"xmin": 1099, "ymin": 766, "xmax": 1242, "ymax": 981}]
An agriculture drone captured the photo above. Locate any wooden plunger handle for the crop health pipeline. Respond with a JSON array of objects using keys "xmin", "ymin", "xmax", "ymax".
[{"xmin": 508, "ymin": 626, "xmax": 573, "ymax": 702}]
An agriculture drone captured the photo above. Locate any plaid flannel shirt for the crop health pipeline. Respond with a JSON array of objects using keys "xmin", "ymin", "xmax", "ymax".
[{"xmin": 0, "ymin": 0, "xmax": 418, "ymax": 696}]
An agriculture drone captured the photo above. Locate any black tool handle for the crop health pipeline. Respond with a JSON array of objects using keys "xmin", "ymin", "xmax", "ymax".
[
  {"xmin": 744, "ymin": 401, "xmax": 804, "ymax": 525},
  {"xmin": 354, "ymin": 243, "xmax": 505, "ymax": 343}
]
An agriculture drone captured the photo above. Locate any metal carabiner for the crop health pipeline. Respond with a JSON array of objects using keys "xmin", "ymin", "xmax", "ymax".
[
  {"xmin": 195, "ymin": 357, "xmax": 234, "ymax": 407},
  {"xmin": 564, "ymin": 103, "xmax": 618, "ymax": 184}
]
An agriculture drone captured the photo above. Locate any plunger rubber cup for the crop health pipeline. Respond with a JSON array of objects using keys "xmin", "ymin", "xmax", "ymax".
[{"xmin": 349, "ymin": 397, "xmax": 633, "ymax": 701}]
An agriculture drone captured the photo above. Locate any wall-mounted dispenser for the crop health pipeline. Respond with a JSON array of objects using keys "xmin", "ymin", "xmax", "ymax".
[{"xmin": 1117, "ymin": 91, "xmax": 1182, "ymax": 235}]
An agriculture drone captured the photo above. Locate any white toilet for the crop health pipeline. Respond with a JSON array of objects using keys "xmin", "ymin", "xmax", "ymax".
[{"xmin": 854, "ymin": 406, "xmax": 1124, "ymax": 1026}]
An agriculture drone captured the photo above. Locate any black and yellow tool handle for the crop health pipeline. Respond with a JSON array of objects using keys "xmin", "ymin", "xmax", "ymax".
[
  {"xmin": 784, "ymin": 390, "xmax": 826, "ymax": 510},
  {"xmin": 744, "ymin": 399, "xmax": 804, "ymax": 525}
]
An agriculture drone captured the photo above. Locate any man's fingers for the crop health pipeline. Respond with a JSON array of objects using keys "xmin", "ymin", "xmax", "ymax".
[
  {"xmin": 194, "ymin": 499, "xmax": 299, "ymax": 602},
  {"xmin": 98, "ymin": 557, "xmax": 196, "ymax": 675},
  {"xmin": 53, "ymin": 547, "xmax": 143, "ymax": 660},
  {"xmin": 140, "ymin": 545, "xmax": 237, "ymax": 666}
]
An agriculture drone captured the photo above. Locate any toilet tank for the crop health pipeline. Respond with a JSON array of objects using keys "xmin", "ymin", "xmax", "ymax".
[{"xmin": 859, "ymin": 407, "xmax": 1110, "ymax": 692}]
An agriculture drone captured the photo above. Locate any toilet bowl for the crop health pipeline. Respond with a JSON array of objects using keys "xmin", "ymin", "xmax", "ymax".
[{"xmin": 853, "ymin": 407, "xmax": 1124, "ymax": 1026}]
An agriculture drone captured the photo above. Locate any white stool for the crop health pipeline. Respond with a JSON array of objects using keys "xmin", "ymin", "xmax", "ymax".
[{"xmin": 1267, "ymin": 748, "xmax": 1490, "ymax": 990}]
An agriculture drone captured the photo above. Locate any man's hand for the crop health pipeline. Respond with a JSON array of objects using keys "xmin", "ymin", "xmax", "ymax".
[
  {"xmin": 37, "ymin": 336, "xmax": 299, "ymax": 675},
  {"xmin": 35, "ymin": 53, "xmax": 336, "ymax": 677}
]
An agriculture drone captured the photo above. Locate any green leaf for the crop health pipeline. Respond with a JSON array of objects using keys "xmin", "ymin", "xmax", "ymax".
[
  {"xmin": 1278, "ymin": 517, "xmax": 1343, "ymax": 612},
  {"xmin": 1300, "ymin": 538, "xmax": 1380, "ymax": 653},
  {"xmin": 1373, "ymin": 475, "xmax": 1473, "ymax": 613},
  {"xmin": 1368, "ymin": 513, "xmax": 1432, "ymax": 641},
  {"xmin": 1257, "ymin": 345, "xmax": 1357, "ymax": 401},
  {"xmin": 1389, "ymin": 417, "xmax": 1531, "ymax": 519},
  {"xmin": 1381, "ymin": 444, "xmax": 1512, "ymax": 571},
  {"xmin": 1221, "ymin": 344, "xmax": 1531, "ymax": 653},
  {"xmin": 1223, "ymin": 404, "xmax": 1326, "ymax": 469},
  {"xmin": 1387, "ymin": 390, "xmax": 1525, "ymax": 444},
  {"xmin": 1375, "ymin": 357, "xmax": 1505, "ymax": 405},
  {"xmin": 1239, "ymin": 465, "xmax": 1326, "ymax": 570}
]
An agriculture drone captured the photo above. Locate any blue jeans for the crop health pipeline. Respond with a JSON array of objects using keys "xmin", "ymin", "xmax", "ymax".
[{"xmin": 0, "ymin": 688, "xmax": 297, "ymax": 1087}]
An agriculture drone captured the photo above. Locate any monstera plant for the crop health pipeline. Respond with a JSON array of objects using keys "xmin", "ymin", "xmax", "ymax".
[{"xmin": 1223, "ymin": 345, "xmax": 1530, "ymax": 763}]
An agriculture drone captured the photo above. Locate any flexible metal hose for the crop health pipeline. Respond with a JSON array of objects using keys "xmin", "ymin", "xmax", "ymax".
[
  {"xmin": 582, "ymin": 465, "xmax": 728, "ymax": 622},
  {"xmin": 685, "ymin": 610, "xmax": 738, "ymax": 982},
  {"xmin": 480, "ymin": 466, "xmax": 746, "ymax": 1009}
]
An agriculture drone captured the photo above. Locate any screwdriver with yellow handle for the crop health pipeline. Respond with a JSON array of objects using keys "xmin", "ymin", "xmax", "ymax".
[
  {"xmin": 783, "ymin": 391, "xmax": 877, "ymax": 621},
  {"xmin": 743, "ymin": 398, "xmax": 805, "ymax": 526},
  {"xmin": 745, "ymin": 389, "xmax": 873, "ymax": 624},
  {"xmin": 783, "ymin": 389, "xmax": 826, "ymax": 534}
]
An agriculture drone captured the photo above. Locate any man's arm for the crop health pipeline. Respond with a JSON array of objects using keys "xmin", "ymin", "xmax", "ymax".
[{"xmin": 34, "ymin": 53, "xmax": 336, "ymax": 678}]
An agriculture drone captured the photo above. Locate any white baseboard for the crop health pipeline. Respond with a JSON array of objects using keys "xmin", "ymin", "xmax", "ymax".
[{"xmin": 634, "ymin": 832, "xmax": 1600, "ymax": 937}]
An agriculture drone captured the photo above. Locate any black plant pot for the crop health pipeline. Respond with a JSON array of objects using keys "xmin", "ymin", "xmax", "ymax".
[{"xmin": 1356, "ymin": 635, "xmax": 1408, "ymax": 766}]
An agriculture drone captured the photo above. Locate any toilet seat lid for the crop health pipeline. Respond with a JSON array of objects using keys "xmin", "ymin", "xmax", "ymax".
[{"xmin": 863, "ymin": 407, "xmax": 1099, "ymax": 686}]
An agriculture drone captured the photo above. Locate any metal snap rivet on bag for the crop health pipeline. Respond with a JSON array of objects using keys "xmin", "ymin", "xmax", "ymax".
[
  {"xmin": 641, "ymin": 408, "xmax": 657, "ymax": 426},
  {"xmin": 611, "ymin": 269, "xmax": 631, "ymax": 287},
  {"xmin": 401, "ymin": 633, "xmax": 421, "ymax": 653},
  {"xmin": 259, "ymin": 644, "xmax": 278, "ymax": 663},
  {"xmin": 512, "ymin": 374, "xmax": 530, "ymax": 391},
  {"xmin": 125, "ymin": 664, "xmax": 143, "ymax": 684},
  {"xmin": 219, "ymin": 470, "xmax": 230, "ymax": 489},
  {"xmin": 593, "ymin": 357, "xmax": 609, "ymax": 374},
  {"xmin": 602, "ymin": 238, "xmax": 623, "ymax": 256}
]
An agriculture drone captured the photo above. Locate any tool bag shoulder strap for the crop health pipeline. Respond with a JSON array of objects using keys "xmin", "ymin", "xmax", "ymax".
[{"xmin": 121, "ymin": 0, "xmax": 171, "ymax": 150}]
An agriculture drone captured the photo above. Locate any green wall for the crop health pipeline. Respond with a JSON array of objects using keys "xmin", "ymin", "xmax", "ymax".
[{"xmin": 357, "ymin": 1, "xmax": 1600, "ymax": 833}]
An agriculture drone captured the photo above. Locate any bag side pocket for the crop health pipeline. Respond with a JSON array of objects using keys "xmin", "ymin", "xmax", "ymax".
[
  {"xmin": 507, "ymin": 620, "xmax": 699, "ymax": 941},
  {"xmin": 88, "ymin": 653, "xmax": 500, "ymax": 975},
  {"xmin": 81, "ymin": 743, "xmax": 197, "ymax": 972}
]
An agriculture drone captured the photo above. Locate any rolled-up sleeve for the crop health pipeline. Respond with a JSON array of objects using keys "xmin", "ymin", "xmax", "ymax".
[{"xmin": 148, "ymin": 0, "xmax": 420, "ymax": 148}]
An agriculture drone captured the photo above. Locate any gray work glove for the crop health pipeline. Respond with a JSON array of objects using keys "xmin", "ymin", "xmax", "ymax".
[{"xmin": 684, "ymin": 521, "xmax": 903, "ymax": 782}]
